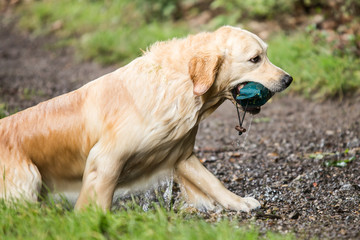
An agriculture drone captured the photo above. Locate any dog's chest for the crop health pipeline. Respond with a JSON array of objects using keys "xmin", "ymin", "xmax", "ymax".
[{"xmin": 117, "ymin": 125, "xmax": 198, "ymax": 185}]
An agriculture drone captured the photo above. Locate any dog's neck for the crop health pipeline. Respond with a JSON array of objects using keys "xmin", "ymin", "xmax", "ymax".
[{"xmin": 197, "ymin": 90, "xmax": 226, "ymax": 122}]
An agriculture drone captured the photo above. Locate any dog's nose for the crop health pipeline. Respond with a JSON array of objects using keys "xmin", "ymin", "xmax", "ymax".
[{"xmin": 281, "ymin": 74, "xmax": 293, "ymax": 88}]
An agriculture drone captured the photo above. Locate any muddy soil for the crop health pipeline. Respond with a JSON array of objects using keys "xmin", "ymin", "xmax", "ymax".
[{"xmin": 1, "ymin": 19, "xmax": 359, "ymax": 239}]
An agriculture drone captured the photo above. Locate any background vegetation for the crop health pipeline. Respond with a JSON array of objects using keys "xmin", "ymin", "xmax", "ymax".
[{"xmin": 7, "ymin": 0, "xmax": 359, "ymax": 99}]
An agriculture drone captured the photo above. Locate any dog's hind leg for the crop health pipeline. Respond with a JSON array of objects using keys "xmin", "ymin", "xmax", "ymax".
[
  {"xmin": 176, "ymin": 154, "xmax": 261, "ymax": 212},
  {"xmin": 0, "ymin": 155, "xmax": 42, "ymax": 203}
]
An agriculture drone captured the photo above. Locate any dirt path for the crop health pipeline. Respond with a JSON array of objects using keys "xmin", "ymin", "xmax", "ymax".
[
  {"xmin": 1, "ymin": 19, "xmax": 359, "ymax": 239},
  {"xmin": 0, "ymin": 20, "xmax": 116, "ymax": 111}
]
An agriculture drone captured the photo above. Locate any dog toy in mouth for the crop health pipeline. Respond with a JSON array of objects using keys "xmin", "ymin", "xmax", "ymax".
[
  {"xmin": 233, "ymin": 82, "xmax": 273, "ymax": 108},
  {"xmin": 232, "ymin": 82, "xmax": 273, "ymax": 135}
]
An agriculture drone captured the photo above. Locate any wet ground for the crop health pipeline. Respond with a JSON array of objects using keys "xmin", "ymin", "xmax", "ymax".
[{"xmin": 1, "ymin": 19, "xmax": 359, "ymax": 239}]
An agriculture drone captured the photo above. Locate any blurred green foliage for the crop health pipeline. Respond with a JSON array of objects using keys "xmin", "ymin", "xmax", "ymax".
[
  {"xmin": 0, "ymin": 103, "xmax": 9, "ymax": 119},
  {"xmin": 18, "ymin": 0, "xmax": 188, "ymax": 65},
  {"xmin": 14, "ymin": 0, "xmax": 360, "ymax": 99},
  {"xmin": 268, "ymin": 33, "xmax": 360, "ymax": 99},
  {"xmin": 212, "ymin": 0, "xmax": 296, "ymax": 20},
  {"xmin": 133, "ymin": 0, "xmax": 180, "ymax": 21},
  {"xmin": 212, "ymin": 0, "xmax": 360, "ymax": 21}
]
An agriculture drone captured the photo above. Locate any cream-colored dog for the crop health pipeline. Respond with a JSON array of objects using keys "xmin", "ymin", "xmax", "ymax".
[{"xmin": 0, "ymin": 26, "xmax": 292, "ymax": 212}]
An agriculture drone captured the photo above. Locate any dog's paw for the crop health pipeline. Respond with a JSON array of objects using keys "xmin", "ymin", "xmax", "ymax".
[
  {"xmin": 225, "ymin": 196, "xmax": 261, "ymax": 212},
  {"xmin": 242, "ymin": 197, "xmax": 261, "ymax": 211}
]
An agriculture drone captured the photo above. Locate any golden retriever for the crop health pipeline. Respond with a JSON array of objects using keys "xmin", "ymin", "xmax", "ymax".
[{"xmin": 0, "ymin": 26, "xmax": 292, "ymax": 212}]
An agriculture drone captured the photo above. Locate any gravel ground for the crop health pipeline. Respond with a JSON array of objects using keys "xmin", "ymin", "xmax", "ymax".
[
  {"xmin": 1, "ymin": 18, "xmax": 359, "ymax": 239},
  {"xmin": 196, "ymin": 97, "xmax": 360, "ymax": 239}
]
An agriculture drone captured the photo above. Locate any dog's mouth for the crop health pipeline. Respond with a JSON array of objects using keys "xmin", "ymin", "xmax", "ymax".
[
  {"xmin": 231, "ymin": 83, "xmax": 262, "ymax": 115},
  {"xmin": 231, "ymin": 81, "xmax": 274, "ymax": 135}
]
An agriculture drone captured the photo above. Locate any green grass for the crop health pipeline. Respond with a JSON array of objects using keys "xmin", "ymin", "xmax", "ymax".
[
  {"xmin": 17, "ymin": 0, "xmax": 188, "ymax": 65},
  {"xmin": 0, "ymin": 200, "xmax": 293, "ymax": 240},
  {"xmin": 268, "ymin": 33, "xmax": 360, "ymax": 99},
  {"xmin": 79, "ymin": 22, "xmax": 188, "ymax": 65}
]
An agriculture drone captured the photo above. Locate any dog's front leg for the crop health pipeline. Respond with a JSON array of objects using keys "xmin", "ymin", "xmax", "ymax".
[
  {"xmin": 176, "ymin": 174, "xmax": 217, "ymax": 211},
  {"xmin": 75, "ymin": 144, "xmax": 124, "ymax": 211},
  {"xmin": 176, "ymin": 154, "xmax": 260, "ymax": 212}
]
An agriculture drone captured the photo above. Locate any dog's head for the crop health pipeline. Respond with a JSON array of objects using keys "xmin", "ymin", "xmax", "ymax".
[{"xmin": 189, "ymin": 26, "xmax": 292, "ymax": 114}]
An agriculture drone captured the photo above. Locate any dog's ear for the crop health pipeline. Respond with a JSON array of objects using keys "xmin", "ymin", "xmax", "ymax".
[{"xmin": 189, "ymin": 55, "xmax": 223, "ymax": 96}]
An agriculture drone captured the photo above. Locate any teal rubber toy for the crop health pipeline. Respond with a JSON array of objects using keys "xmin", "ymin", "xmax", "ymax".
[{"xmin": 234, "ymin": 82, "xmax": 273, "ymax": 107}]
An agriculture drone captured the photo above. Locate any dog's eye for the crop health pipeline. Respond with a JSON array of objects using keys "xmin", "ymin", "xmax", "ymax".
[{"xmin": 249, "ymin": 56, "xmax": 261, "ymax": 63}]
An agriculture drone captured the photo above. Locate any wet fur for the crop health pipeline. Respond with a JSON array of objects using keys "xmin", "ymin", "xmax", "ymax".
[{"xmin": 0, "ymin": 26, "xmax": 290, "ymax": 211}]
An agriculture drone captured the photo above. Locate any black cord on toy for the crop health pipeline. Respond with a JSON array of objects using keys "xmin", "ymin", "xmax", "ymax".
[{"xmin": 235, "ymin": 102, "xmax": 248, "ymax": 135}]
